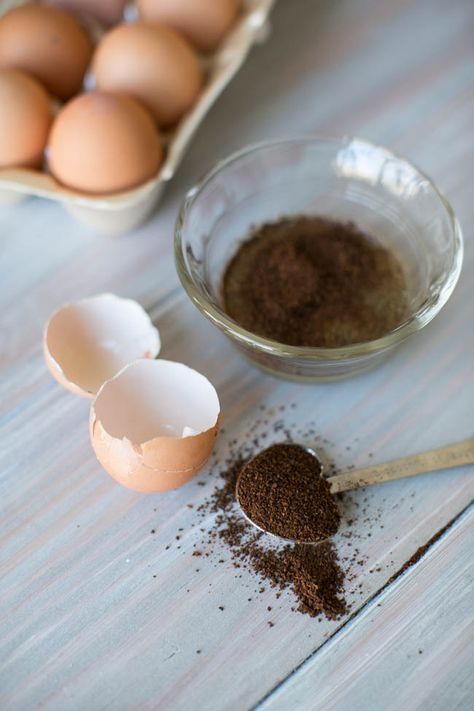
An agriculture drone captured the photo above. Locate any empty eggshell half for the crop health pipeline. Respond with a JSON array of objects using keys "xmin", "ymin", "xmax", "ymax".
[
  {"xmin": 44, "ymin": 293, "xmax": 161, "ymax": 398},
  {"xmin": 90, "ymin": 359, "xmax": 220, "ymax": 492}
]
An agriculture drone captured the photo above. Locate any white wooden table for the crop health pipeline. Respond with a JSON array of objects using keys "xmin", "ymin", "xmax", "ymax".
[{"xmin": 1, "ymin": 0, "xmax": 473, "ymax": 709}]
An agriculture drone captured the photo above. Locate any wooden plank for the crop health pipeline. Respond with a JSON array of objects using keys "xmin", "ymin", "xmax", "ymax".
[
  {"xmin": 259, "ymin": 506, "xmax": 474, "ymax": 711},
  {"xmin": 1, "ymin": 0, "xmax": 474, "ymax": 709}
]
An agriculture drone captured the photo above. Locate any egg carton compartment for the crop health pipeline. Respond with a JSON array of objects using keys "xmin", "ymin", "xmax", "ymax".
[{"xmin": 0, "ymin": 0, "xmax": 275, "ymax": 234}]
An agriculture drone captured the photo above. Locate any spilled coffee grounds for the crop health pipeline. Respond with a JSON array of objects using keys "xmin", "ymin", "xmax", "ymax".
[
  {"xmin": 250, "ymin": 542, "xmax": 347, "ymax": 619},
  {"xmin": 198, "ymin": 442, "xmax": 348, "ymax": 619},
  {"xmin": 222, "ymin": 216, "xmax": 409, "ymax": 347},
  {"xmin": 237, "ymin": 443, "xmax": 340, "ymax": 543}
]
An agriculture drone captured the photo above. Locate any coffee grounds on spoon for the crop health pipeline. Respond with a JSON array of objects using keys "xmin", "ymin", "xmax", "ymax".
[
  {"xmin": 198, "ymin": 441, "xmax": 347, "ymax": 619},
  {"xmin": 222, "ymin": 216, "xmax": 409, "ymax": 348},
  {"xmin": 237, "ymin": 443, "xmax": 340, "ymax": 543}
]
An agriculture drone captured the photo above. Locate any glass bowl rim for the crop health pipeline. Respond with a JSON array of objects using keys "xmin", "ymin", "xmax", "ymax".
[{"xmin": 174, "ymin": 135, "xmax": 464, "ymax": 361}]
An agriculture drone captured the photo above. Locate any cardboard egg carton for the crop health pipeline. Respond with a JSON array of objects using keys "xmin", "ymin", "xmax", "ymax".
[{"xmin": 0, "ymin": 0, "xmax": 275, "ymax": 234}]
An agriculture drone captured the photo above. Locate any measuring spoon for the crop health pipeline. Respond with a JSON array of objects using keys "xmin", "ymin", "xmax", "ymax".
[{"xmin": 236, "ymin": 438, "xmax": 474, "ymax": 543}]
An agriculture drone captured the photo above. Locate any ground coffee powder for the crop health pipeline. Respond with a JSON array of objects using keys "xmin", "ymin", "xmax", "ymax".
[
  {"xmin": 222, "ymin": 216, "xmax": 409, "ymax": 347},
  {"xmin": 197, "ymin": 436, "xmax": 348, "ymax": 620},
  {"xmin": 237, "ymin": 443, "xmax": 340, "ymax": 543},
  {"xmin": 249, "ymin": 541, "xmax": 347, "ymax": 619}
]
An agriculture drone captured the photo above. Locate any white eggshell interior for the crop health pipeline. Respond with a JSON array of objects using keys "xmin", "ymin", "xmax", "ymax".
[
  {"xmin": 93, "ymin": 359, "xmax": 220, "ymax": 442},
  {"xmin": 45, "ymin": 293, "xmax": 161, "ymax": 395}
]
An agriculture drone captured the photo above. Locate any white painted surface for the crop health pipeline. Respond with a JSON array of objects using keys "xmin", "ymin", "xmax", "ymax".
[
  {"xmin": 1, "ymin": 0, "xmax": 473, "ymax": 709},
  {"xmin": 261, "ymin": 506, "xmax": 474, "ymax": 711}
]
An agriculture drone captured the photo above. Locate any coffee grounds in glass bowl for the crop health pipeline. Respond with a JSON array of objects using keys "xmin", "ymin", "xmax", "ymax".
[
  {"xmin": 237, "ymin": 443, "xmax": 340, "ymax": 543},
  {"xmin": 222, "ymin": 216, "xmax": 409, "ymax": 348}
]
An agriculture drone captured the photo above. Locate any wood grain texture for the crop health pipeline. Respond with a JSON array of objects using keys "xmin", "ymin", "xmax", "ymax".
[
  {"xmin": 260, "ymin": 505, "xmax": 474, "ymax": 711},
  {"xmin": 1, "ymin": 0, "xmax": 474, "ymax": 709}
]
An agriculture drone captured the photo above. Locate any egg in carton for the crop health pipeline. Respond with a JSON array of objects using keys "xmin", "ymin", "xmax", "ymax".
[{"xmin": 0, "ymin": 0, "xmax": 274, "ymax": 234}]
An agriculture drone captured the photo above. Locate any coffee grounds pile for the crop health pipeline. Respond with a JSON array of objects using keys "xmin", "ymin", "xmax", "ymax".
[
  {"xmin": 153, "ymin": 409, "xmax": 415, "ymax": 626},
  {"xmin": 237, "ymin": 443, "xmax": 340, "ymax": 543},
  {"xmin": 250, "ymin": 542, "xmax": 347, "ymax": 619},
  {"xmin": 197, "ymin": 439, "xmax": 348, "ymax": 619},
  {"xmin": 222, "ymin": 216, "xmax": 409, "ymax": 348}
]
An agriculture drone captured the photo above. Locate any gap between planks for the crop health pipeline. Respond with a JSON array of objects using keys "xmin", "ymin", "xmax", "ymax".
[{"xmin": 254, "ymin": 500, "xmax": 474, "ymax": 710}]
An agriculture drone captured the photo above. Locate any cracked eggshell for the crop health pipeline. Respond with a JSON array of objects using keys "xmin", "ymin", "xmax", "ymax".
[
  {"xmin": 90, "ymin": 359, "xmax": 220, "ymax": 492},
  {"xmin": 44, "ymin": 293, "xmax": 161, "ymax": 398}
]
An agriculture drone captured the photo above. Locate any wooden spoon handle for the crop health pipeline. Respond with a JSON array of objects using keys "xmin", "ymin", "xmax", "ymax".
[{"xmin": 328, "ymin": 438, "xmax": 474, "ymax": 494}]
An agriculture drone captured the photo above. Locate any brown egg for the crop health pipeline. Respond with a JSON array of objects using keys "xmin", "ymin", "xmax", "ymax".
[
  {"xmin": 48, "ymin": 92, "xmax": 163, "ymax": 195},
  {"xmin": 93, "ymin": 23, "xmax": 203, "ymax": 128},
  {"xmin": 136, "ymin": 0, "xmax": 241, "ymax": 52},
  {"xmin": 0, "ymin": 69, "xmax": 53, "ymax": 170},
  {"xmin": 0, "ymin": 5, "xmax": 93, "ymax": 101},
  {"xmin": 90, "ymin": 360, "xmax": 220, "ymax": 493},
  {"xmin": 43, "ymin": 0, "xmax": 127, "ymax": 27}
]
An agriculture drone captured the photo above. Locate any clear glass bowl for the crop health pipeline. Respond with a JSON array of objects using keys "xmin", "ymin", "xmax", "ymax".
[{"xmin": 174, "ymin": 137, "xmax": 463, "ymax": 381}]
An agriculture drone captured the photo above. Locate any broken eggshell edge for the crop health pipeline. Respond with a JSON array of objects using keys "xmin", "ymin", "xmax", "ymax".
[
  {"xmin": 43, "ymin": 293, "xmax": 161, "ymax": 398},
  {"xmin": 89, "ymin": 359, "xmax": 220, "ymax": 492}
]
